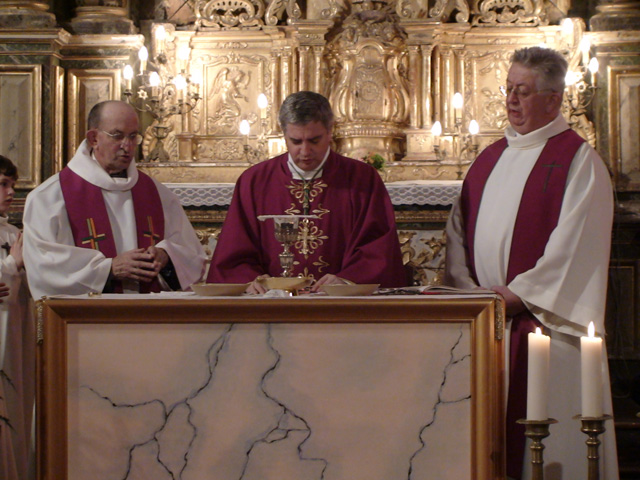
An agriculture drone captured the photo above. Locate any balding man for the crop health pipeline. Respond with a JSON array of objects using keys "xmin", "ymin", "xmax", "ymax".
[{"xmin": 23, "ymin": 100, "xmax": 206, "ymax": 298}]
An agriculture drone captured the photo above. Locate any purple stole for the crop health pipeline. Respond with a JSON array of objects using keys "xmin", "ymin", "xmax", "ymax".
[
  {"xmin": 460, "ymin": 129, "xmax": 585, "ymax": 479},
  {"xmin": 59, "ymin": 167, "xmax": 165, "ymax": 293}
]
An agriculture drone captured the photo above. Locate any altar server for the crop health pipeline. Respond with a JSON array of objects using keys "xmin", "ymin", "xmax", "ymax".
[
  {"xmin": 0, "ymin": 155, "xmax": 35, "ymax": 480},
  {"xmin": 23, "ymin": 100, "xmax": 206, "ymax": 298},
  {"xmin": 445, "ymin": 47, "xmax": 619, "ymax": 479},
  {"xmin": 207, "ymin": 91, "xmax": 407, "ymax": 293}
]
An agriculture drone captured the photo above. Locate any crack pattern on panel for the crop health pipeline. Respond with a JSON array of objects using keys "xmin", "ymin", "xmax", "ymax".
[{"xmin": 67, "ymin": 322, "xmax": 472, "ymax": 479}]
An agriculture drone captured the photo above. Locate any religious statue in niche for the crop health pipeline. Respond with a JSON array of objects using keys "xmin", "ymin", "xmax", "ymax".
[{"xmin": 207, "ymin": 67, "xmax": 251, "ymax": 135}]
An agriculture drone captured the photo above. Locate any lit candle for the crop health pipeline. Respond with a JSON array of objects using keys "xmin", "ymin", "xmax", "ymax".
[
  {"xmin": 156, "ymin": 25, "xmax": 166, "ymax": 55},
  {"xmin": 588, "ymin": 57, "xmax": 599, "ymax": 88},
  {"xmin": 581, "ymin": 321, "xmax": 604, "ymax": 417},
  {"xmin": 239, "ymin": 119, "xmax": 250, "ymax": 146},
  {"xmin": 123, "ymin": 65, "xmax": 133, "ymax": 91},
  {"xmin": 580, "ymin": 36, "xmax": 591, "ymax": 69},
  {"xmin": 148, "ymin": 71, "xmax": 161, "ymax": 98},
  {"xmin": 173, "ymin": 74, "xmax": 187, "ymax": 102},
  {"xmin": 178, "ymin": 45, "xmax": 191, "ymax": 73},
  {"xmin": 431, "ymin": 120, "xmax": 442, "ymax": 147},
  {"xmin": 468, "ymin": 119, "xmax": 479, "ymax": 145},
  {"xmin": 453, "ymin": 92, "xmax": 463, "ymax": 122},
  {"xmin": 138, "ymin": 46, "xmax": 148, "ymax": 75},
  {"xmin": 257, "ymin": 93, "xmax": 268, "ymax": 119},
  {"xmin": 527, "ymin": 327, "xmax": 550, "ymax": 420}
]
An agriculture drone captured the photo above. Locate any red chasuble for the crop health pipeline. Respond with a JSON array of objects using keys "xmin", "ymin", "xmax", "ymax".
[
  {"xmin": 461, "ymin": 128, "xmax": 585, "ymax": 479},
  {"xmin": 59, "ymin": 168, "xmax": 165, "ymax": 293},
  {"xmin": 208, "ymin": 151, "xmax": 407, "ymax": 287}
]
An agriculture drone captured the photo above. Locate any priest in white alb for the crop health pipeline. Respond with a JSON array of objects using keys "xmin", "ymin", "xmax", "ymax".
[
  {"xmin": 23, "ymin": 100, "xmax": 206, "ymax": 298},
  {"xmin": 445, "ymin": 47, "xmax": 619, "ymax": 479}
]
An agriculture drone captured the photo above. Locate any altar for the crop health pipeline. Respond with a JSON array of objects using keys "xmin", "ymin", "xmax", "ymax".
[{"xmin": 36, "ymin": 291, "xmax": 505, "ymax": 479}]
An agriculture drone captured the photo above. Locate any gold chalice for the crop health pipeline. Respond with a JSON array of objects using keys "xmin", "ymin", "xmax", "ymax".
[{"xmin": 257, "ymin": 214, "xmax": 317, "ymax": 277}]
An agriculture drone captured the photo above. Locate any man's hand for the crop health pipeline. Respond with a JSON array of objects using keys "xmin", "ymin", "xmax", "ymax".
[
  {"xmin": 491, "ymin": 285, "xmax": 526, "ymax": 317},
  {"xmin": 311, "ymin": 274, "xmax": 349, "ymax": 292},
  {"xmin": 10, "ymin": 233, "xmax": 24, "ymax": 270},
  {"xmin": 247, "ymin": 274, "xmax": 269, "ymax": 294},
  {"xmin": 145, "ymin": 246, "xmax": 169, "ymax": 273},
  {"xmin": 111, "ymin": 248, "xmax": 159, "ymax": 282}
]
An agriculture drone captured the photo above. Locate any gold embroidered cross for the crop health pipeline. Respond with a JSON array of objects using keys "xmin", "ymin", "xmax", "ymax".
[
  {"xmin": 143, "ymin": 216, "xmax": 160, "ymax": 246},
  {"xmin": 81, "ymin": 218, "xmax": 106, "ymax": 250}
]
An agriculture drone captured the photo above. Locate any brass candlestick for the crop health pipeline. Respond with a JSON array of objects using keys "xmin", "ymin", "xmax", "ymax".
[
  {"xmin": 573, "ymin": 414, "xmax": 612, "ymax": 480},
  {"xmin": 517, "ymin": 418, "xmax": 558, "ymax": 480}
]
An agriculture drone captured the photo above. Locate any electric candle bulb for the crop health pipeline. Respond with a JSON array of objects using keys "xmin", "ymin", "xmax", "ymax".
[
  {"xmin": 581, "ymin": 321, "xmax": 604, "ymax": 417},
  {"xmin": 431, "ymin": 120, "xmax": 442, "ymax": 147},
  {"xmin": 156, "ymin": 25, "xmax": 166, "ymax": 54},
  {"xmin": 588, "ymin": 57, "xmax": 599, "ymax": 87},
  {"xmin": 561, "ymin": 18, "xmax": 574, "ymax": 37},
  {"xmin": 468, "ymin": 119, "xmax": 479, "ymax": 135},
  {"xmin": 123, "ymin": 65, "xmax": 133, "ymax": 90},
  {"xmin": 138, "ymin": 46, "xmax": 148, "ymax": 75},
  {"xmin": 190, "ymin": 70, "xmax": 202, "ymax": 95},
  {"xmin": 174, "ymin": 74, "xmax": 187, "ymax": 101},
  {"xmin": 178, "ymin": 45, "xmax": 191, "ymax": 72},
  {"xmin": 239, "ymin": 119, "xmax": 250, "ymax": 136},
  {"xmin": 453, "ymin": 92, "xmax": 463, "ymax": 110},
  {"xmin": 257, "ymin": 93, "xmax": 268, "ymax": 119},
  {"xmin": 149, "ymin": 71, "xmax": 160, "ymax": 87},
  {"xmin": 580, "ymin": 36, "xmax": 591, "ymax": 66}
]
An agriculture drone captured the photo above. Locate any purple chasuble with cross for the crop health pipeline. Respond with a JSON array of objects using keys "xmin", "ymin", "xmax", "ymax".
[
  {"xmin": 460, "ymin": 128, "xmax": 585, "ymax": 479},
  {"xmin": 59, "ymin": 167, "xmax": 165, "ymax": 293}
]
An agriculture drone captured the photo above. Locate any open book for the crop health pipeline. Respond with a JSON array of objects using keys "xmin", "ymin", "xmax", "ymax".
[{"xmin": 375, "ymin": 285, "xmax": 495, "ymax": 295}]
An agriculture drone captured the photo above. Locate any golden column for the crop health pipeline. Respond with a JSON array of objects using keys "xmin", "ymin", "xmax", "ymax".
[{"xmin": 70, "ymin": 0, "xmax": 135, "ymax": 34}]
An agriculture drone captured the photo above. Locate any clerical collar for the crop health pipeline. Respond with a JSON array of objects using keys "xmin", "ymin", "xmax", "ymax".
[{"xmin": 287, "ymin": 148, "xmax": 330, "ymax": 180}]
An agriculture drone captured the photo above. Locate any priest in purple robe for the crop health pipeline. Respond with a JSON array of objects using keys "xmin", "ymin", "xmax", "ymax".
[
  {"xmin": 445, "ymin": 47, "xmax": 618, "ymax": 479},
  {"xmin": 207, "ymin": 91, "xmax": 407, "ymax": 293}
]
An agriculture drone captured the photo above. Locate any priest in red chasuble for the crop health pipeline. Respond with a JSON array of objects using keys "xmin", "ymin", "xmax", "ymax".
[
  {"xmin": 207, "ymin": 91, "xmax": 407, "ymax": 293},
  {"xmin": 23, "ymin": 101, "xmax": 206, "ymax": 298},
  {"xmin": 446, "ymin": 47, "xmax": 618, "ymax": 479}
]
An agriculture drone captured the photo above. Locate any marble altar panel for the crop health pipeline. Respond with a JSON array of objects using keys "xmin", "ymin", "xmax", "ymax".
[
  {"xmin": 37, "ymin": 294, "xmax": 505, "ymax": 479},
  {"xmin": 67, "ymin": 321, "xmax": 470, "ymax": 480}
]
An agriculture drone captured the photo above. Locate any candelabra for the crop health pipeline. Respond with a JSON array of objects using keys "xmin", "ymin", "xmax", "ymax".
[
  {"xmin": 431, "ymin": 120, "xmax": 479, "ymax": 180},
  {"xmin": 431, "ymin": 92, "xmax": 479, "ymax": 180},
  {"xmin": 121, "ymin": 28, "xmax": 201, "ymax": 162}
]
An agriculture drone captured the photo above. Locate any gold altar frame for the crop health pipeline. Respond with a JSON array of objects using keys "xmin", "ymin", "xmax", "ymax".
[{"xmin": 36, "ymin": 295, "xmax": 505, "ymax": 479}]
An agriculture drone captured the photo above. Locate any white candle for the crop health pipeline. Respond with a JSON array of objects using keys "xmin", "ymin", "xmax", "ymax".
[
  {"xmin": 527, "ymin": 327, "xmax": 550, "ymax": 420},
  {"xmin": 581, "ymin": 321, "xmax": 604, "ymax": 417}
]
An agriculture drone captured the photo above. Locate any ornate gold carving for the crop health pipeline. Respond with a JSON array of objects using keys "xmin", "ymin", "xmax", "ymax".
[
  {"xmin": 495, "ymin": 297, "xmax": 505, "ymax": 340},
  {"xmin": 473, "ymin": 0, "xmax": 547, "ymax": 26},
  {"xmin": 326, "ymin": 2, "xmax": 410, "ymax": 161},
  {"xmin": 399, "ymin": 229, "xmax": 447, "ymax": 286},
  {"xmin": 429, "ymin": 0, "xmax": 470, "ymax": 23}
]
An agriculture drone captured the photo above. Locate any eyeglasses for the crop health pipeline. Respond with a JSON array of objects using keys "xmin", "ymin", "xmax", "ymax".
[
  {"xmin": 499, "ymin": 85, "xmax": 556, "ymax": 99},
  {"xmin": 97, "ymin": 129, "xmax": 143, "ymax": 145}
]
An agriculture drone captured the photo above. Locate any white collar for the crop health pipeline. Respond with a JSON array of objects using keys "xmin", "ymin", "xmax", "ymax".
[
  {"xmin": 505, "ymin": 115, "xmax": 570, "ymax": 150},
  {"xmin": 287, "ymin": 148, "xmax": 330, "ymax": 180},
  {"xmin": 67, "ymin": 139, "xmax": 139, "ymax": 191}
]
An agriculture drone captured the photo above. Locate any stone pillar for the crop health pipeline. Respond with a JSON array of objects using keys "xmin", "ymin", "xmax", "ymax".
[
  {"xmin": 70, "ymin": 0, "xmax": 136, "ymax": 34},
  {"xmin": 590, "ymin": 0, "xmax": 640, "ymax": 31},
  {"xmin": 0, "ymin": 0, "xmax": 55, "ymax": 28}
]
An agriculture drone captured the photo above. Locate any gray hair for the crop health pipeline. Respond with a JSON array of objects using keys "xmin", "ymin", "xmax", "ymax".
[
  {"xmin": 278, "ymin": 91, "xmax": 334, "ymax": 132},
  {"xmin": 511, "ymin": 47, "xmax": 568, "ymax": 93}
]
